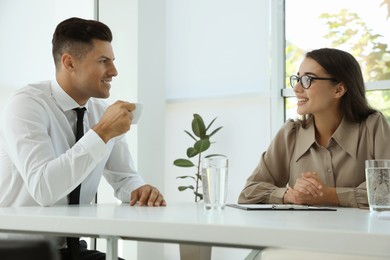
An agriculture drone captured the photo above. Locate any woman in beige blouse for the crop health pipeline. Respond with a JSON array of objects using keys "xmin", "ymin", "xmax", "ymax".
[{"xmin": 238, "ymin": 48, "xmax": 390, "ymax": 208}]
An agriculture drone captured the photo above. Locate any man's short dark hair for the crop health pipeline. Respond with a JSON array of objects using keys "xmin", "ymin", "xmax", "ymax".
[{"xmin": 52, "ymin": 17, "xmax": 113, "ymax": 69}]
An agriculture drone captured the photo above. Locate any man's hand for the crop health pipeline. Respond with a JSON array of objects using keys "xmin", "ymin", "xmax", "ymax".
[
  {"xmin": 130, "ymin": 184, "xmax": 167, "ymax": 207},
  {"xmin": 92, "ymin": 101, "xmax": 136, "ymax": 143}
]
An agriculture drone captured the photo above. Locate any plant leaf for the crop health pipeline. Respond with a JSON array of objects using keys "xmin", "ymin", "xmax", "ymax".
[
  {"xmin": 178, "ymin": 185, "xmax": 194, "ymax": 191},
  {"xmin": 194, "ymin": 191, "xmax": 203, "ymax": 200},
  {"xmin": 176, "ymin": 175, "xmax": 196, "ymax": 180},
  {"xmin": 205, "ymin": 117, "xmax": 217, "ymax": 132},
  {"xmin": 194, "ymin": 139, "xmax": 210, "ymax": 153},
  {"xmin": 176, "ymin": 113, "xmax": 224, "ymax": 202},
  {"xmin": 208, "ymin": 126, "xmax": 223, "ymax": 138},
  {"xmin": 186, "ymin": 147, "xmax": 199, "ymax": 158},
  {"xmin": 184, "ymin": 130, "xmax": 197, "ymax": 141},
  {"xmin": 192, "ymin": 114, "xmax": 206, "ymax": 138},
  {"xmin": 173, "ymin": 159, "xmax": 195, "ymax": 167}
]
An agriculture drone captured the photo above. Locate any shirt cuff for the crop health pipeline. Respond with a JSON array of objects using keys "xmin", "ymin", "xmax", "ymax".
[
  {"xmin": 269, "ymin": 187, "xmax": 288, "ymax": 204},
  {"xmin": 336, "ymin": 187, "xmax": 358, "ymax": 207},
  {"xmin": 77, "ymin": 130, "xmax": 107, "ymax": 162}
]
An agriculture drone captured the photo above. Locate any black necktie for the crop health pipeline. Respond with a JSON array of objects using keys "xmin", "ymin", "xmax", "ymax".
[
  {"xmin": 69, "ymin": 107, "xmax": 86, "ymax": 204},
  {"xmin": 67, "ymin": 107, "xmax": 86, "ymax": 260}
]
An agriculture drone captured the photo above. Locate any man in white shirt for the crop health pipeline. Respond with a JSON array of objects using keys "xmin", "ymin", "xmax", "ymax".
[{"xmin": 0, "ymin": 17, "xmax": 166, "ymax": 260}]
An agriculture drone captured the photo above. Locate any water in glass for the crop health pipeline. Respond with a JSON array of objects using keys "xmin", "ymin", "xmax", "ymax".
[
  {"xmin": 365, "ymin": 160, "xmax": 390, "ymax": 211},
  {"xmin": 202, "ymin": 157, "xmax": 228, "ymax": 210}
]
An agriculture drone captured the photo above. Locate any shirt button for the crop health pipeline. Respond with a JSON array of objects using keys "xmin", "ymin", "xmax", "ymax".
[
  {"xmin": 327, "ymin": 169, "xmax": 332, "ymax": 173},
  {"xmin": 74, "ymin": 145, "xmax": 82, "ymax": 153}
]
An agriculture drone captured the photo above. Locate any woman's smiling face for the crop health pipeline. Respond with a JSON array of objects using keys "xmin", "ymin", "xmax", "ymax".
[{"xmin": 293, "ymin": 57, "xmax": 341, "ymax": 117}]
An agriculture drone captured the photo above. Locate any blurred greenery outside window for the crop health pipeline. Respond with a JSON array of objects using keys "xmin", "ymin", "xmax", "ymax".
[{"xmin": 284, "ymin": 0, "xmax": 390, "ymax": 121}]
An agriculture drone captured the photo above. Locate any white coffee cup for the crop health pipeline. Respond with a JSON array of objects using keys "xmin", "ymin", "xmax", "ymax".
[{"xmin": 131, "ymin": 103, "xmax": 143, "ymax": 125}]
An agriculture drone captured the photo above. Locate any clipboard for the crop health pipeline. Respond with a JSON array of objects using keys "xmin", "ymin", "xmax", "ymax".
[{"xmin": 226, "ymin": 204, "xmax": 337, "ymax": 211}]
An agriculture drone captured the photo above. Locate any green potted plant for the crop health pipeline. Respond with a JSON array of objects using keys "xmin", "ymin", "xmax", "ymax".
[{"xmin": 173, "ymin": 114, "xmax": 224, "ymax": 202}]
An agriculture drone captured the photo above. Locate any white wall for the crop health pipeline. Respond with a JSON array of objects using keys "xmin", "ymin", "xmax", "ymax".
[
  {"xmin": 0, "ymin": 0, "xmax": 95, "ymax": 88},
  {"xmin": 0, "ymin": 0, "xmax": 95, "ymax": 108},
  {"xmin": 165, "ymin": 0, "xmax": 269, "ymax": 99}
]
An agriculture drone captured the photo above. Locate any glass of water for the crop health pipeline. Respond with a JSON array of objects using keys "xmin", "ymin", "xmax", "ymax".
[
  {"xmin": 202, "ymin": 156, "xmax": 228, "ymax": 210},
  {"xmin": 365, "ymin": 159, "xmax": 390, "ymax": 211}
]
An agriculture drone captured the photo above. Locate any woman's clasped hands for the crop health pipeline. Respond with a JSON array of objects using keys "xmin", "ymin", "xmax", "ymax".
[{"xmin": 284, "ymin": 172, "xmax": 334, "ymax": 205}]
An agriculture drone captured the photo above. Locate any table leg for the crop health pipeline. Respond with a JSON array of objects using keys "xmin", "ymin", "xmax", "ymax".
[
  {"xmin": 105, "ymin": 236, "xmax": 119, "ymax": 260},
  {"xmin": 179, "ymin": 244, "xmax": 212, "ymax": 260},
  {"xmin": 244, "ymin": 250, "xmax": 262, "ymax": 260}
]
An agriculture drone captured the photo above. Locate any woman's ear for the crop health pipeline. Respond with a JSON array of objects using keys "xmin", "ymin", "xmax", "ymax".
[{"xmin": 334, "ymin": 82, "xmax": 347, "ymax": 99}]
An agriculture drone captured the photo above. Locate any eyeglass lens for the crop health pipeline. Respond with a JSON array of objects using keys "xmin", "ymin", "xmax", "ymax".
[{"xmin": 290, "ymin": 75, "xmax": 310, "ymax": 89}]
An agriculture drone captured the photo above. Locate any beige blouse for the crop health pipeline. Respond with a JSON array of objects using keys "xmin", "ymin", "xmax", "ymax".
[{"xmin": 238, "ymin": 112, "xmax": 390, "ymax": 208}]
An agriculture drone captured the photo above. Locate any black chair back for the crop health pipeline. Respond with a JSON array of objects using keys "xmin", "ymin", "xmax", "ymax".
[{"xmin": 0, "ymin": 239, "xmax": 59, "ymax": 260}]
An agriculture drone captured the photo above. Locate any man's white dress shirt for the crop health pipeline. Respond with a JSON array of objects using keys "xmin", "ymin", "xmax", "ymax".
[{"xmin": 0, "ymin": 80, "xmax": 145, "ymax": 207}]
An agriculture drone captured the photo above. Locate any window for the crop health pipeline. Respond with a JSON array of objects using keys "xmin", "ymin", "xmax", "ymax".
[{"xmin": 284, "ymin": 0, "xmax": 390, "ymax": 120}]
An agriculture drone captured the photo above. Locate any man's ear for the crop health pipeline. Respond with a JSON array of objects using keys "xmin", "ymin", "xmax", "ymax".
[
  {"xmin": 335, "ymin": 82, "xmax": 347, "ymax": 99},
  {"xmin": 61, "ymin": 53, "xmax": 75, "ymax": 72}
]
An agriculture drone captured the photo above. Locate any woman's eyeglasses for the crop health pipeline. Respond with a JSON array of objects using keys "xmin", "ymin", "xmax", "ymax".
[{"xmin": 290, "ymin": 75, "xmax": 338, "ymax": 89}]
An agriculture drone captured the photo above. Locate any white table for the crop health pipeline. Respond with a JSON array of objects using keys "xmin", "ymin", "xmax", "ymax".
[{"xmin": 0, "ymin": 203, "xmax": 389, "ymax": 259}]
